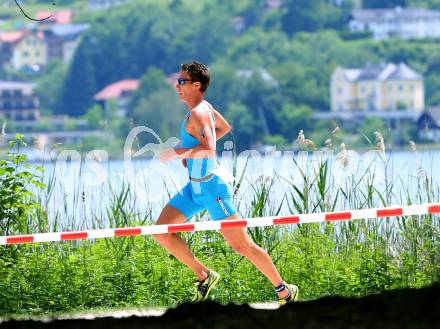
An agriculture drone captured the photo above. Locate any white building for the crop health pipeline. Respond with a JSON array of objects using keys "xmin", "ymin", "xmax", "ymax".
[
  {"xmin": 0, "ymin": 81, "xmax": 40, "ymax": 121},
  {"xmin": 42, "ymin": 23, "xmax": 90, "ymax": 64},
  {"xmin": 88, "ymin": 0, "xmax": 128, "ymax": 10},
  {"xmin": 349, "ymin": 7, "xmax": 440, "ymax": 40},
  {"xmin": 93, "ymin": 79, "xmax": 140, "ymax": 117}
]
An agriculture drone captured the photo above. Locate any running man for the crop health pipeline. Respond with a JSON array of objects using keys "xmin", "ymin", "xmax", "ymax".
[{"xmin": 156, "ymin": 61, "xmax": 298, "ymax": 305}]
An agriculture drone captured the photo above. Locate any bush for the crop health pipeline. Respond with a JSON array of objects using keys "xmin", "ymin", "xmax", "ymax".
[{"xmin": 0, "ymin": 134, "xmax": 46, "ymax": 236}]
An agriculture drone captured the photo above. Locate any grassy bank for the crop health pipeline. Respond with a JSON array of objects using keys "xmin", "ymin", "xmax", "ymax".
[
  {"xmin": 0, "ymin": 135, "xmax": 439, "ymax": 316},
  {"xmin": 0, "ymin": 215, "xmax": 438, "ymax": 315}
]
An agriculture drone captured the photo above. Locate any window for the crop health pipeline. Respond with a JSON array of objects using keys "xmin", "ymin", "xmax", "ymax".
[
  {"xmin": 410, "ymin": 84, "xmax": 414, "ymax": 91},
  {"xmin": 388, "ymin": 84, "xmax": 393, "ymax": 92},
  {"xmin": 23, "ymin": 51, "xmax": 29, "ymax": 57},
  {"xmin": 337, "ymin": 87, "xmax": 342, "ymax": 94},
  {"xmin": 399, "ymin": 84, "xmax": 403, "ymax": 91}
]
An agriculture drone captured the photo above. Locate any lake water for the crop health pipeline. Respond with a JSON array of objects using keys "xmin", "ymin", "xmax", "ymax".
[{"xmin": 31, "ymin": 148, "xmax": 440, "ymax": 230}]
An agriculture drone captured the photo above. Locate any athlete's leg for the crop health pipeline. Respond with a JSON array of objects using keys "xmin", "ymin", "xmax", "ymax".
[
  {"xmin": 202, "ymin": 176, "xmax": 290, "ymax": 298},
  {"xmin": 219, "ymin": 213, "xmax": 289, "ymax": 299},
  {"xmin": 154, "ymin": 186, "xmax": 209, "ymax": 281}
]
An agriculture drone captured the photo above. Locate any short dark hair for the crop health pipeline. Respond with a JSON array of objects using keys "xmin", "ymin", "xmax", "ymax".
[{"xmin": 181, "ymin": 61, "xmax": 210, "ymax": 92}]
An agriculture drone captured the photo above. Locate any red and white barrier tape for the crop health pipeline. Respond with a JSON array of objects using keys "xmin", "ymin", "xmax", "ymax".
[{"xmin": 1, "ymin": 203, "xmax": 439, "ymax": 245}]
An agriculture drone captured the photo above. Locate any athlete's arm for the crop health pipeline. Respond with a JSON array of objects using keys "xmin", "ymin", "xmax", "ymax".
[
  {"xmin": 174, "ymin": 110, "xmax": 216, "ymax": 159},
  {"xmin": 213, "ymin": 109, "xmax": 231, "ymax": 141}
]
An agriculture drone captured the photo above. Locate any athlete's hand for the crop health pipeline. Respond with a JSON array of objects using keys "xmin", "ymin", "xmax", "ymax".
[
  {"xmin": 159, "ymin": 148, "xmax": 178, "ymax": 162},
  {"xmin": 182, "ymin": 158, "xmax": 187, "ymax": 168}
]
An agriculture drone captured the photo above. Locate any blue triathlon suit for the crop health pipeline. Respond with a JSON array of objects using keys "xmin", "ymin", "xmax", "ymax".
[{"xmin": 168, "ymin": 101, "xmax": 236, "ymax": 221}]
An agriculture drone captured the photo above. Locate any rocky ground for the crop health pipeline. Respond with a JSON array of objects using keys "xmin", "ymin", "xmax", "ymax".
[{"xmin": 1, "ymin": 283, "xmax": 438, "ymax": 329}]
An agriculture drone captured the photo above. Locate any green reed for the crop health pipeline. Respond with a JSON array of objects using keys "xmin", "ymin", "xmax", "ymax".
[{"xmin": 0, "ymin": 136, "xmax": 439, "ymax": 315}]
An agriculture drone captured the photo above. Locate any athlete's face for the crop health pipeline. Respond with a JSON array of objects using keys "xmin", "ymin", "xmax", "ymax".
[{"xmin": 176, "ymin": 71, "xmax": 201, "ymax": 103}]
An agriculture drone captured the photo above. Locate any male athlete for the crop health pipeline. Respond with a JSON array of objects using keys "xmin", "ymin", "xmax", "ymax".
[{"xmin": 157, "ymin": 61, "xmax": 298, "ymax": 305}]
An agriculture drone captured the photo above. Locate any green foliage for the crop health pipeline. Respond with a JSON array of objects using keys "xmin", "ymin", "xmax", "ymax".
[
  {"xmin": 0, "ymin": 148, "xmax": 439, "ymax": 314},
  {"xmin": 408, "ymin": 0, "xmax": 440, "ymax": 7},
  {"xmin": 57, "ymin": 1, "xmax": 234, "ymax": 116},
  {"xmin": 281, "ymin": 0, "xmax": 352, "ymax": 36},
  {"xmin": 358, "ymin": 117, "xmax": 388, "ymax": 144},
  {"xmin": 34, "ymin": 117, "xmax": 51, "ymax": 132},
  {"xmin": 130, "ymin": 68, "xmax": 185, "ymax": 141},
  {"xmin": 309, "ymin": 120, "xmax": 338, "ymax": 148},
  {"xmin": 0, "ymin": 134, "xmax": 46, "ymax": 236},
  {"xmin": 0, "ymin": 214, "xmax": 436, "ymax": 314},
  {"xmin": 224, "ymin": 102, "xmax": 259, "ymax": 149},
  {"xmin": 275, "ymin": 104, "xmax": 313, "ymax": 142},
  {"xmin": 56, "ymin": 35, "xmax": 97, "ymax": 116},
  {"xmin": 425, "ymin": 73, "xmax": 440, "ymax": 106},
  {"xmin": 41, "ymin": 0, "xmax": 440, "ymax": 149},
  {"xmin": 35, "ymin": 60, "xmax": 68, "ymax": 115},
  {"xmin": 263, "ymin": 134, "xmax": 287, "ymax": 147},
  {"xmin": 83, "ymin": 104, "xmax": 104, "ymax": 129},
  {"xmin": 363, "ymin": 0, "xmax": 407, "ymax": 8}
]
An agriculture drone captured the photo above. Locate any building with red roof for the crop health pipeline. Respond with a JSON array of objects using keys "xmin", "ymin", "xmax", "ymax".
[
  {"xmin": 0, "ymin": 31, "xmax": 26, "ymax": 43},
  {"xmin": 0, "ymin": 30, "xmax": 47, "ymax": 70},
  {"xmin": 94, "ymin": 79, "xmax": 140, "ymax": 117},
  {"xmin": 36, "ymin": 10, "xmax": 72, "ymax": 24}
]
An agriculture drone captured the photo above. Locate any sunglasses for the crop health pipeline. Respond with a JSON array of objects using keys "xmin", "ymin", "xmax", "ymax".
[{"xmin": 177, "ymin": 78, "xmax": 194, "ymax": 85}]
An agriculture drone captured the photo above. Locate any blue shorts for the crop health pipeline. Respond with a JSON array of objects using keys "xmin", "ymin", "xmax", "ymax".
[{"xmin": 168, "ymin": 175, "xmax": 236, "ymax": 221}]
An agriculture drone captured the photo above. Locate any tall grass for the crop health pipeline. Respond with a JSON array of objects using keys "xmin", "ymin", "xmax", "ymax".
[{"xmin": 0, "ymin": 135, "xmax": 439, "ymax": 315}]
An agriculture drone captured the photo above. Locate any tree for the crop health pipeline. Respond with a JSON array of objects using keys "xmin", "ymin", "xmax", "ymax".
[
  {"xmin": 407, "ymin": 0, "xmax": 440, "ymax": 8},
  {"xmin": 224, "ymin": 102, "xmax": 259, "ymax": 150},
  {"xmin": 56, "ymin": 35, "xmax": 96, "ymax": 116},
  {"xmin": 358, "ymin": 117, "xmax": 388, "ymax": 145},
  {"xmin": 281, "ymin": 0, "xmax": 351, "ymax": 36},
  {"xmin": 425, "ymin": 74, "xmax": 440, "ymax": 106},
  {"xmin": 83, "ymin": 104, "xmax": 104, "ymax": 129},
  {"xmin": 35, "ymin": 60, "xmax": 67, "ymax": 115},
  {"xmin": 0, "ymin": 135, "xmax": 45, "ymax": 236},
  {"xmin": 56, "ymin": 2, "xmax": 234, "ymax": 116},
  {"xmin": 130, "ymin": 68, "xmax": 185, "ymax": 142},
  {"xmin": 363, "ymin": 0, "xmax": 407, "ymax": 8},
  {"xmin": 128, "ymin": 67, "xmax": 171, "ymax": 116},
  {"xmin": 275, "ymin": 103, "xmax": 313, "ymax": 142}
]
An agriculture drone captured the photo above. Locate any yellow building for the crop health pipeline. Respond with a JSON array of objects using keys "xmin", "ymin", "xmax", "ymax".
[
  {"xmin": 331, "ymin": 62, "xmax": 424, "ymax": 114},
  {"xmin": 0, "ymin": 30, "xmax": 47, "ymax": 71}
]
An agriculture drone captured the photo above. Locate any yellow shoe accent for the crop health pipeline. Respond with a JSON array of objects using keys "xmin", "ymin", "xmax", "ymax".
[
  {"xmin": 277, "ymin": 284, "xmax": 299, "ymax": 306},
  {"xmin": 192, "ymin": 270, "xmax": 220, "ymax": 303}
]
